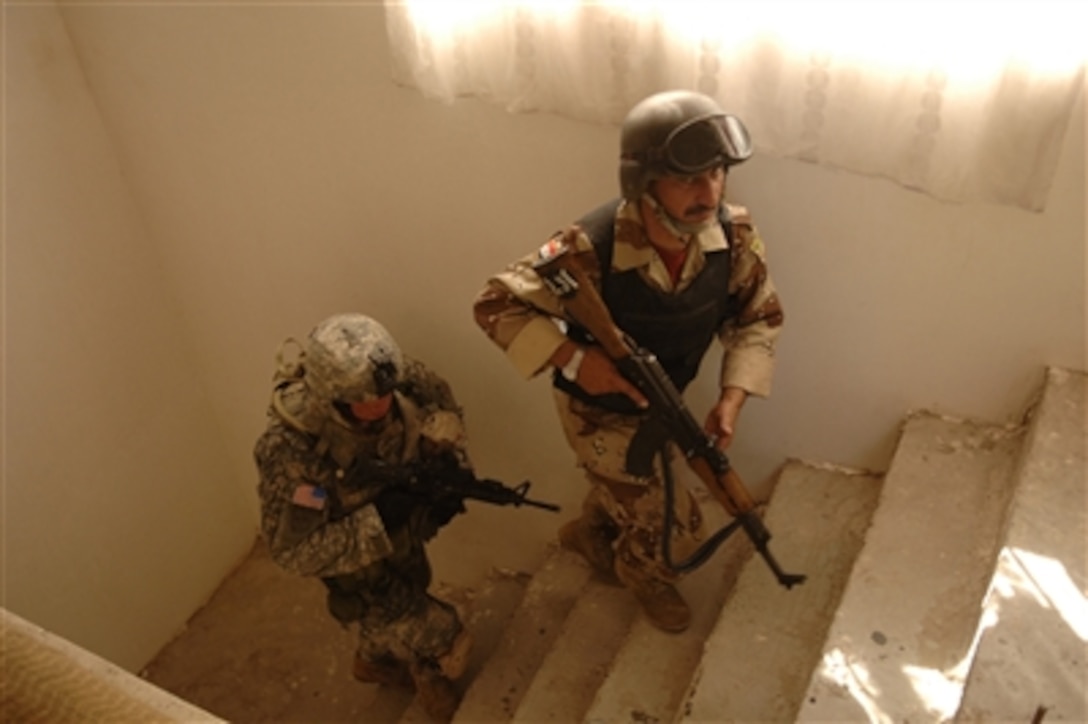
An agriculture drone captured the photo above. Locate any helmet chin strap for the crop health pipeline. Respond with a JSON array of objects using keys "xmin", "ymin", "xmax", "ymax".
[{"xmin": 642, "ymin": 192, "xmax": 717, "ymax": 240}]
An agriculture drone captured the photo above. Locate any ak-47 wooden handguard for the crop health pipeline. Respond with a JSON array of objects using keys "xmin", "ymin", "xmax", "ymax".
[{"xmin": 533, "ymin": 228, "xmax": 805, "ymax": 589}]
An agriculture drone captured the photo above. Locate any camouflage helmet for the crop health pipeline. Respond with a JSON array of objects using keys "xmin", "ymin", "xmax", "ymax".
[
  {"xmin": 619, "ymin": 90, "xmax": 753, "ymax": 201},
  {"xmin": 303, "ymin": 313, "xmax": 403, "ymax": 405}
]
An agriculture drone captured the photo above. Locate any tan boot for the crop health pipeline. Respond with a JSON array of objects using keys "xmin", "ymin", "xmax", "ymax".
[
  {"xmin": 615, "ymin": 560, "xmax": 691, "ymax": 633},
  {"xmin": 411, "ymin": 663, "xmax": 461, "ymax": 722},
  {"xmin": 436, "ymin": 628, "xmax": 473, "ymax": 680},
  {"xmin": 558, "ymin": 515, "xmax": 621, "ymax": 586},
  {"xmin": 353, "ymin": 652, "xmax": 413, "ymax": 687}
]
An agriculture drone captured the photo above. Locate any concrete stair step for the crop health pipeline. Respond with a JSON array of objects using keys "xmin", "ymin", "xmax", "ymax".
[
  {"xmin": 451, "ymin": 545, "xmax": 593, "ymax": 723},
  {"xmin": 796, "ymin": 410, "xmax": 1025, "ymax": 722},
  {"xmin": 139, "ymin": 538, "xmax": 417, "ymax": 723},
  {"xmin": 455, "ymin": 459, "xmax": 838, "ymax": 724},
  {"xmin": 512, "ymin": 576, "xmax": 641, "ymax": 722},
  {"xmin": 955, "ymin": 367, "xmax": 1087, "ymax": 723},
  {"xmin": 583, "ymin": 524, "xmax": 754, "ymax": 724},
  {"xmin": 678, "ymin": 460, "xmax": 884, "ymax": 723}
]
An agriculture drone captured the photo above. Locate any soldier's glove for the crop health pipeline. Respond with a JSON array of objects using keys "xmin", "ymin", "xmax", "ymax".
[
  {"xmin": 416, "ymin": 494, "xmax": 466, "ymax": 541},
  {"xmin": 374, "ymin": 487, "xmax": 417, "ymax": 533}
]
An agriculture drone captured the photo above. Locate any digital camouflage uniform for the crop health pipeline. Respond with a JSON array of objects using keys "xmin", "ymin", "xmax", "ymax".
[
  {"xmin": 473, "ymin": 197, "xmax": 783, "ymax": 590},
  {"xmin": 254, "ymin": 322, "xmax": 471, "ymax": 706}
]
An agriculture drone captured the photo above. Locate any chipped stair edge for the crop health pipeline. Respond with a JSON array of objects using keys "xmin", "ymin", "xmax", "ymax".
[
  {"xmin": 795, "ymin": 412, "xmax": 1025, "ymax": 723},
  {"xmin": 583, "ymin": 527, "xmax": 754, "ymax": 724},
  {"xmin": 451, "ymin": 545, "xmax": 593, "ymax": 723},
  {"xmin": 512, "ymin": 577, "xmax": 642, "ymax": 722},
  {"xmin": 955, "ymin": 367, "xmax": 1087, "ymax": 723},
  {"xmin": 677, "ymin": 460, "xmax": 884, "ymax": 724}
]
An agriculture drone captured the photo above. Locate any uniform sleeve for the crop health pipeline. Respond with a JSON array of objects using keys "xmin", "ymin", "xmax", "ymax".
[
  {"xmin": 472, "ymin": 231, "xmax": 597, "ymax": 379},
  {"xmin": 401, "ymin": 357, "xmax": 476, "ymax": 467},
  {"xmin": 254, "ymin": 425, "xmax": 394, "ymax": 577},
  {"xmin": 718, "ymin": 207, "xmax": 785, "ymax": 397}
]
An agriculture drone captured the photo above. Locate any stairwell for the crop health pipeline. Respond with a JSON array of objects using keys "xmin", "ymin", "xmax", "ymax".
[
  {"xmin": 5, "ymin": 367, "xmax": 1083, "ymax": 723},
  {"xmin": 437, "ymin": 365, "xmax": 1086, "ymax": 723}
]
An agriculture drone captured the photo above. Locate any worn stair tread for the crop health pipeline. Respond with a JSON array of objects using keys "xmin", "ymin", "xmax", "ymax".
[
  {"xmin": 797, "ymin": 412, "xmax": 1024, "ymax": 723},
  {"xmin": 512, "ymin": 577, "xmax": 641, "ymax": 722},
  {"xmin": 451, "ymin": 545, "xmax": 592, "ymax": 723},
  {"xmin": 956, "ymin": 367, "xmax": 1087, "ymax": 723},
  {"xmin": 679, "ymin": 461, "xmax": 883, "ymax": 723},
  {"xmin": 141, "ymin": 538, "xmax": 416, "ymax": 723},
  {"xmin": 583, "ymin": 524, "xmax": 753, "ymax": 724}
]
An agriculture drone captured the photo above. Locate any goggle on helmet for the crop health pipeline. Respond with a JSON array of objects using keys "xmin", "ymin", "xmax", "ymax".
[
  {"xmin": 619, "ymin": 90, "xmax": 753, "ymax": 201},
  {"xmin": 647, "ymin": 113, "xmax": 752, "ymax": 174}
]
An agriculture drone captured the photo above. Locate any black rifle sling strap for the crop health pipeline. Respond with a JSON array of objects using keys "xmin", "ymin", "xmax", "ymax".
[{"xmin": 574, "ymin": 199, "xmax": 743, "ymax": 573}]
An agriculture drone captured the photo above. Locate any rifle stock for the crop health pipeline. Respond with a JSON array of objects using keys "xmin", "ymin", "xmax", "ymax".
[{"xmin": 533, "ymin": 230, "xmax": 804, "ymax": 589}]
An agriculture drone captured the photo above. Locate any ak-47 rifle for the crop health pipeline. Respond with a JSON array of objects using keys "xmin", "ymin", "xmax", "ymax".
[{"xmin": 533, "ymin": 230, "xmax": 805, "ymax": 589}]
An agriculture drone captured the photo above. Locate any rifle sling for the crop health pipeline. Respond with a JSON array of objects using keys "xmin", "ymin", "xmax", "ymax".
[{"xmin": 653, "ymin": 438, "xmax": 743, "ymax": 574}]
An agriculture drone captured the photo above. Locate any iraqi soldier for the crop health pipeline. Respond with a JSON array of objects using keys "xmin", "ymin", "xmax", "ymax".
[
  {"xmin": 254, "ymin": 313, "xmax": 472, "ymax": 721},
  {"xmin": 473, "ymin": 90, "xmax": 785, "ymax": 633}
]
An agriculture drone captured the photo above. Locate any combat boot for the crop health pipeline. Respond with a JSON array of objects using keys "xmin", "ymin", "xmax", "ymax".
[
  {"xmin": 353, "ymin": 652, "xmax": 413, "ymax": 687},
  {"xmin": 411, "ymin": 662, "xmax": 461, "ymax": 722},
  {"xmin": 558, "ymin": 514, "xmax": 620, "ymax": 586},
  {"xmin": 615, "ymin": 558, "xmax": 691, "ymax": 633},
  {"xmin": 436, "ymin": 628, "xmax": 473, "ymax": 680}
]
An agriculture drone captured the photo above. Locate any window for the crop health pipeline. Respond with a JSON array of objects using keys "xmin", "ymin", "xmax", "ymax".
[{"xmin": 384, "ymin": 0, "xmax": 1085, "ymax": 210}]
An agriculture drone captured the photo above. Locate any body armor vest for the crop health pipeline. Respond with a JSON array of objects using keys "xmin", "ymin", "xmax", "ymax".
[{"xmin": 553, "ymin": 198, "xmax": 736, "ymax": 413}]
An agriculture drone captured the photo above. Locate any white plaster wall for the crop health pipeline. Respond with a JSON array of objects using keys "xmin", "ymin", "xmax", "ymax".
[
  {"xmin": 3, "ymin": 4, "xmax": 255, "ymax": 670},
  {"xmin": 59, "ymin": 1, "xmax": 1083, "ymax": 476},
  {"xmin": 57, "ymin": 2, "xmax": 622, "ymax": 586},
  {"xmin": 5, "ymin": 1, "xmax": 1082, "ymax": 671}
]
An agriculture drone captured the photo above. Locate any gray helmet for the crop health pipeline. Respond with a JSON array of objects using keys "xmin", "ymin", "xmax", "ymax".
[
  {"xmin": 303, "ymin": 313, "xmax": 403, "ymax": 405},
  {"xmin": 619, "ymin": 90, "xmax": 753, "ymax": 201}
]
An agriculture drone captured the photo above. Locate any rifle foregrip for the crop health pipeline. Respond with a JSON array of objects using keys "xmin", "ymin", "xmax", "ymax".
[{"xmin": 739, "ymin": 510, "xmax": 772, "ymax": 547}]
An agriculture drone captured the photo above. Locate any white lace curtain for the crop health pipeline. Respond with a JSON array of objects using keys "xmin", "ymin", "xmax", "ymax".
[{"xmin": 383, "ymin": 0, "xmax": 1084, "ymax": 211}]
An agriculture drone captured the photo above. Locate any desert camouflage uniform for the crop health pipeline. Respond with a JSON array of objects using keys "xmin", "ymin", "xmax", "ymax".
[
  {"xmin": 473, "ymin": 198, "xmax": 783, "ymax": 584},
  {"xmin": 254, "ymin": 355, "xmax": 469, "ymax": 672}
]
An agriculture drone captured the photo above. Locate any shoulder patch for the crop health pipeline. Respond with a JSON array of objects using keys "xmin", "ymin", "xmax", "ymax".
[
  {"xmin": 538, "ymin": 236, "xmax": 565, "ymax": 262},
  {"xmin": 725, "ymin": 203, "xmax": 753, "ymax": 228},
  {"xmin": 291, "ymin": 484, "xmax": 327, "ymax": 510}
]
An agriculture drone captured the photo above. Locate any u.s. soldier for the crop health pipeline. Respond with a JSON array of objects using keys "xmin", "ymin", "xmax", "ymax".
[{"xmin": 254, "ymin": 313, "xmax": 472, "ymax": 721}]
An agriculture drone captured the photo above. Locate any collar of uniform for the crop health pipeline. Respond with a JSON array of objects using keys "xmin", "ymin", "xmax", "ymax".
[{"xmin": 611, "ymin": 199, "xmax": 729, "ymax": 273}]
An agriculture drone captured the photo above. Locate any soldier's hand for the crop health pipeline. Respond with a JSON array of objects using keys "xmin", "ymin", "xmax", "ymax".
[
  {"xmin": 416, "ymin": 494, "xmax": 466, "ymax": 541},
  {"xmin": 575, "ymin": 347, "xmax": 649, "ymax": 408},
  {"xmin": 703, "ymin": 385, "xmax": 748, "ymax": 450},
  {"xmin": 374, "ymin": 487, "xmax": 417, "ymax": 532}
]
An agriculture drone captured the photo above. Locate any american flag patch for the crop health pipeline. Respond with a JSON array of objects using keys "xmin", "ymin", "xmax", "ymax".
[{"xmin": 291, "ymin": 484, "xmax": 327, "ymax": 510}]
